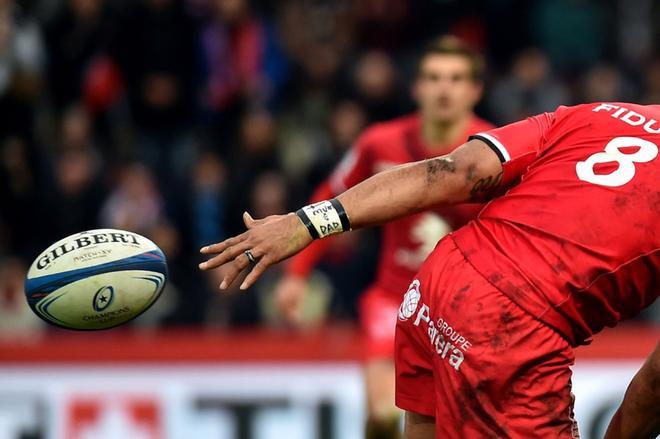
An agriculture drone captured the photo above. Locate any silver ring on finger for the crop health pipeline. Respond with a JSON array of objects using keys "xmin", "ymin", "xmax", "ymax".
[{"xmin": 244, "ymin": 250, "xmax": 257, "ymax": 264}]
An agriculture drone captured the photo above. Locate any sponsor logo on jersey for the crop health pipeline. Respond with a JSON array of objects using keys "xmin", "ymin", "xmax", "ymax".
[
  {"xmin": 401, "ymin": 280, "xmax": 472, "ymax": 371},
  {"xmin": 398, "ymin": 280, "xmax": 421, "ymax": 321}
]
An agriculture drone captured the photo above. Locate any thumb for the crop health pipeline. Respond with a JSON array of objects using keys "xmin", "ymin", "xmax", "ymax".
[{"xmin": 243, "ymin": 211, "xmax": 256, "ymax": 229}]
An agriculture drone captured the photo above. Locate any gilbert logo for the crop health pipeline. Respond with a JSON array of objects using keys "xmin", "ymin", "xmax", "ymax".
[{"xmin": 398, "ymin": 280, "xmax": 421, "ymax": 321}]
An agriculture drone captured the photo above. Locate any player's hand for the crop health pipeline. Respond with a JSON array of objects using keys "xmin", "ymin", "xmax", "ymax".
[
  {"xmin": 274, "ymin": 274, "xmax": 307, "ymax": 325},
  {"xmin": 199, "ymin": 212, "xmax": 313, "ymax": 290}
]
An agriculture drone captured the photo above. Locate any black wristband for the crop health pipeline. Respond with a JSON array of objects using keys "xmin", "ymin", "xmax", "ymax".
[
  {"xmin": 329, "ymin": 198, "xmax": 351, "ymax": 232},
  {"xmin": 295, "ymin": 208, "xmax": 320, "ymax": 240}
]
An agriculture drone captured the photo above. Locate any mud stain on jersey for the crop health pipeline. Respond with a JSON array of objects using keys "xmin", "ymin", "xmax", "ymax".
[
  {"xmin": 457, "ymin": 380, "xmax": 509, "ymax": 438},
  {"xmin": 451, "ymin": 284, "xmax": 471, "ymax": 311},
  {"xmin": 490, "ymin": 332, "xmax": 506, "ymax": 350},
  {"xmin": 487, "ymin": 273, "xmax": 515, "ymax": 300},
  {"xmin": 613, "ymin": 195, "xmax": 628, "ymax": 209},
  {"xmin": 647, "ymin": 191, "xmax": 660, "ymax": 211},
  {"xmin": 500, "ymin": 310, "xmax": 515, "ymax": 325},
  {"xmin": 498, "ymin": 279, "xmax": 528, "ymax": 303}
]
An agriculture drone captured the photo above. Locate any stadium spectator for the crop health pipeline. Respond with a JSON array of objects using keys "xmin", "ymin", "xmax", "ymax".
[
  {"xmin": 0, "ymin": 0, "xmax": 44, "ymax": 140},
  {"xmin": 199, "ymin": 0, "xmax": 289, "ymax": 138},
  {"xmin": 107, "ymin": 0, "xmax": 197, "ymax": 186},
  {"xmin": 581, "ymin": 64, "xmax": 637, "ymax": 103},
  {"xmin": 487, "ymin": 48, "xmax": 569, "ymax": 125},
  {"xmin": 99, "ymin": 162, "xmax": 163, "ymax": 234},
  {"xmin": 529, "ymin": 0, "xmax": 607, "ymax": 72},
  {"xmin": 641, "ymin": 59, "xmax": 660, "ymax": 105},
  {"xmin": 43, "ymin": 0, "xmax": 108, "ymax": 109},
  {"xmin": 190, "ymin": 151, "xmax": 227, "ymax": 251},
  {"xmin": 224, "ymin": 110, "xmax": 281, "ymax": 236},
  {"xmin": 351, "ymin": 50, "xmax": 408, "ymax": 123},
  {"xmin": 0, "ymin": 135, "xmax": 38, "ymax": 256},
  {"xmin": 39, "ymin": 106, "xmax": 105, "ymax": 245}
]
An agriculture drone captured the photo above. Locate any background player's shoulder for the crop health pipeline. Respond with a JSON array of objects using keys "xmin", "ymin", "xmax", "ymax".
[
  {"xmin": 471, "ymin": 115, "xmax": 496, "ymax": 132},
  {"xmin": 357, "ymin": 114, "xmax": 419, "ymax": 149}
]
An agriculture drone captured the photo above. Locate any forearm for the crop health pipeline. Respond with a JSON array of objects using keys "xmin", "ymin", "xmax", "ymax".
[
  {"xmin": 336, "ymin": 158, "xmax": 458, "ymax": 229},
  {"xmin": 605, "ymin": 343, "xmax": 660, "ymax": 439},
  {"xmin": 198, "ymin": 139, "xmax": 502, "ymax": 291},
  {"xmin": 336, "ymin": 140, "xmax": 501, "ymax": 230}
]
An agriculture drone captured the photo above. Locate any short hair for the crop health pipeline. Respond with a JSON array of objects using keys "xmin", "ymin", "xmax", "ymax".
[{"xmin": 418, "ymin": 35, "xmax": 485, "ymax": 82}]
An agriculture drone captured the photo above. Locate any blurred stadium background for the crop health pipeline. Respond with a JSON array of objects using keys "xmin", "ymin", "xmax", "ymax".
[{"xmin": 0, "ymin": 0, "xmax": 658, "ymax": 438}]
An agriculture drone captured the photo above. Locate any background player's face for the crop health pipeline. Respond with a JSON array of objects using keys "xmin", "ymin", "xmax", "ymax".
[{"xmin": 414, "ymin": 54, "xmax": 483, "ymax": 124}]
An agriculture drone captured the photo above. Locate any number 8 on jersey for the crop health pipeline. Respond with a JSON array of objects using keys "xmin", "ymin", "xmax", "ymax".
[{"xmin": 576, "ymin": 136, "xmax": 658, "ymax": 187}]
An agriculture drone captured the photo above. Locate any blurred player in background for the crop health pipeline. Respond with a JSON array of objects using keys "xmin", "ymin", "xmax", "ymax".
[
  {"xmin": 200, "ymin": 101, "xmax": 659, "ymax": 437},
  {"xmin": 273, "ymin": 36, "xmax": 493, "ymax": 437}
]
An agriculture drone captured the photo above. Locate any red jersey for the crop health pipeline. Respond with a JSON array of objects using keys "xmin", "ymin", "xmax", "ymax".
[
  {"xmin": 453, "ymin": 102, "xmax": 660, "ymax": 346},
  {"xmin": 288, "ymin": 114, "xmax": 494, "ymax": 295}
]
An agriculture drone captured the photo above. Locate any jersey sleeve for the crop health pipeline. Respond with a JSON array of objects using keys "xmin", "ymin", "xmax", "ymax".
[
  {"xmin": 469, "ymin": 110, "xmax": 560, "ymax": 186},
  {"xmin": 328, "ymin": 130, "xmax": 375, "ymax": 194}
]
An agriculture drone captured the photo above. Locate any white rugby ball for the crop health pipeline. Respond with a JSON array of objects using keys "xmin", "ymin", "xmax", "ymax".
[{"xmin": 25, "ymin": 229, "xmax": 168, "ymax": 330}]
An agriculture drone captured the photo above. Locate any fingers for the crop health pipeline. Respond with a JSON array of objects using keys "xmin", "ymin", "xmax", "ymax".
[
  {"xmin": 199, "ymin": 239, "xmax": 251, "ymax": 270},
  {"xmin": 200, "ymin": 233, "xmax": 247, "ymax": 255},
  {"xmin": 199, "ymin": 213, "xmax": 291, "ymax": 290},
  {"xmin": 218, "ymin": 251, "xmax": 255, "ymax": 290},
  {"xmin": 239, "ymin": 257, "xmax": 272, "ymax": 290}
]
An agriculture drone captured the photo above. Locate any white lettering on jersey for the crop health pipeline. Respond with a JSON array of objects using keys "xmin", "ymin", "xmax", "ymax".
[
  {"xmin": 413, "ymin": 303, "xmax": 430, "ymax": 326},
  {"xmin": 401, "ymin": 280, "xmax": 472, "ymax": 371},
  {"xmin": 576, "ymin": 136, "xmax": 658, "ymax": 187},
  {"xmin": 592, "ymin": 103, "xmax": 660, "ymax": 134}
]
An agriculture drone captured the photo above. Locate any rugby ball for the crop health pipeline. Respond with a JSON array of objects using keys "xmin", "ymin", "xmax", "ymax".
[{"xmin": 25, "ymin": 229, "xmax": 168, "ymax": 330}]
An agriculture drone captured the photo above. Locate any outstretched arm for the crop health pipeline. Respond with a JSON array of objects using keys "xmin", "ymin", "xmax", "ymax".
[
  {"xmin": 199, "ymin": 139, "xmax": 502, "ymax": 289},
  {"xmin": 336, "ymin": 139, "xmax": 501, "ymax": 229}
]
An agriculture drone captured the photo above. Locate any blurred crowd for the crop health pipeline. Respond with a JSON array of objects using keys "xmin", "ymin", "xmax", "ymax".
[{"xmin": 0, "ymin": 0, "xmax": 658, "ymax": 336}]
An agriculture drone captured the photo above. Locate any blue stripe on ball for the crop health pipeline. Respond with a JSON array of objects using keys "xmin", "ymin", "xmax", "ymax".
[{"xmin": 25, "ymin": 250, "xmax": 167, "ymax": 305}]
